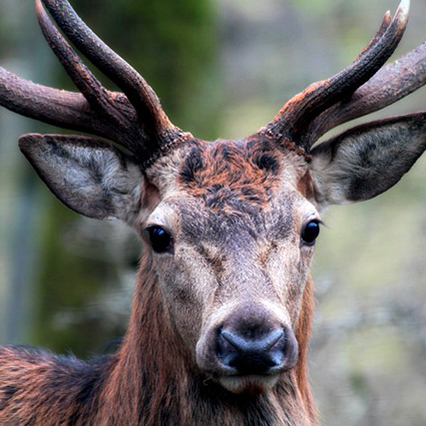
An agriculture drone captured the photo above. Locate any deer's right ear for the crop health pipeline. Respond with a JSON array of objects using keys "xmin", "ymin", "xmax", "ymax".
[{"xmin": 19, "ymin": 134, "xmax": 146, "ymax": 224}]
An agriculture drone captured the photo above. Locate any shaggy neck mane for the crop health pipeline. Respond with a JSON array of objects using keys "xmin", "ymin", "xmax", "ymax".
[{"xmin": 97, "ymin": 253, "xmax": 318, "ymax": 426}]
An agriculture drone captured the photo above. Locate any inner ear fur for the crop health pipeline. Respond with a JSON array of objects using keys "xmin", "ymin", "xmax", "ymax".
[
  {"xmin": 19, "ymin": 133, "xmax": 145, "ymax": 224},
  {"xmin": 310, "ymin": 112, "xmax": 426, "ymax": 207}
]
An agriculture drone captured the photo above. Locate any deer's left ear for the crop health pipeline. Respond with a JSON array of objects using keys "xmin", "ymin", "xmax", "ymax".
[{"xmin": 309, "ymin": 113, "xmax": 426, "ymax": 208}]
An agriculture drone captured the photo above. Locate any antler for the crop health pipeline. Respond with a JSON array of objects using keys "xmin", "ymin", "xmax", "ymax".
[
  {"xmin": 251, "ymin": 0, "xmax": 412, "ymax": 154},
  {"xmin": 0, "ymin": 0, "xmax": 189, "ymax": 166},
  {"xmin": 306, "ymin": 40, "xmax": 426, "ymax": 144}
]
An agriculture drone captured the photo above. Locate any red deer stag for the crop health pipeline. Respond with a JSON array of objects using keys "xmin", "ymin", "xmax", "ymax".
[{"xmin": 0, "ymin": 0, "xmax": 425, "ymax": 424}]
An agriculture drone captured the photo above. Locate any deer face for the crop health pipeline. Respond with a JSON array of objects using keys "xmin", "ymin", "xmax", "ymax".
[
  {"xmin": 141, "ymin": 139, "xmax": 320, "ymax": 392},
  {"xmin": 20, "ymin": 110, "xmax": 426, "ymax": 394},
  {"xmin": 5, "ymin": 0, "xmax": 426, "ymax": 397}
]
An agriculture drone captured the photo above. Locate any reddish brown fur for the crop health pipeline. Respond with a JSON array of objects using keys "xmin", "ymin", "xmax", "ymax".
[
  {"xmin": 0, "ymin": 347, "xmax": 105, "ymax": 424},
  {"xmin": 297, "ymin": 170, "xmax": 315, "ymax": 199},
  {"xmin": 294, "ymin": 275, "xmax": 317, "ymax": 423},
  {"xmin": 180, "ymin": 140, "xmax": 282, "ymax": 209}
]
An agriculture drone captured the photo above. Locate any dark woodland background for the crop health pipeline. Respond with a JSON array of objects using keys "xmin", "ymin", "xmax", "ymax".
[{"xmin": 0, "ymin": 1, "xmax": 426, "ymax": 425}]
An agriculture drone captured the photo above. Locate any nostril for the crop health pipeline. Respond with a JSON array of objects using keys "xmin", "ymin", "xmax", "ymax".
[
  {"xmin": 216, "ymin": 329, "xmax": 239, "ymax": 367},
  {"xmin": 217, "ymin": 328, "xmax": 287, "ymax": 374},
  {"xmin": 221, "ymin": 329, "xmax": 284, "ymax": 353}
]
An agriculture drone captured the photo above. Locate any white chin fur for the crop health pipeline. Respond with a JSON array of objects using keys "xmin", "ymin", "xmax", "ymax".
[{"xmin": 219, "ymin": 374, "xmax": 279, "ymax": 394}]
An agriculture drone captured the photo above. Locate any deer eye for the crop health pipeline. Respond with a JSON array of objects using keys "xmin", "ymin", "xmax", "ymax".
[
  {"xmin": 147, "ymin": 226, "xmax": 173, "ymax": 253},
  {"xmin": 301, "ymin": 221, "xmax": 320, "ymax": 245}
]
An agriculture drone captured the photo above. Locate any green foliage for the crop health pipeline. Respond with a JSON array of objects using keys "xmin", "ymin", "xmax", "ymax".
[{"xmin": 31, "ymin": 204, "xmax": 119, "ymax": 355}]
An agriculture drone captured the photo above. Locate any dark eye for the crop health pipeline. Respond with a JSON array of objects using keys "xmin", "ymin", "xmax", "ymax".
[
  {"xmin": 147, "ymin": 226, "xmax": 173, "ymax": 253},
  {"xmin": 301, "ymin": 221, "xmax": 320, "ymax": 245}
]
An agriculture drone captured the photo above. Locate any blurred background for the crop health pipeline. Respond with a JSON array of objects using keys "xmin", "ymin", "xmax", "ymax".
[{"xmin": 1, "ymin": 0, "xmax": 426, "ymax": 424}]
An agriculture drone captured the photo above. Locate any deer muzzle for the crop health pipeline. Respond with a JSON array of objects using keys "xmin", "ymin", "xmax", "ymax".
[{"xmin": 196, "ymin": 304, "xmax": 299, "ymax": 393}]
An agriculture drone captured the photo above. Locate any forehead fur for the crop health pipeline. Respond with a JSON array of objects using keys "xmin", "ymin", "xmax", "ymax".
[{"xmin": 178, "ymin": 139, "xmax": 302, "ymax": 211}]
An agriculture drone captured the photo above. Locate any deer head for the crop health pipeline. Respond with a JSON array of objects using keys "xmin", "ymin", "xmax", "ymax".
[{"xmin": 1, "ymin": 0, "xmax": 426, "ymax": 395}]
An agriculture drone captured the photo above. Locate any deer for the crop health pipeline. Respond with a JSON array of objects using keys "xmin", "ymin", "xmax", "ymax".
[{"xmin": 0, "ymin": 0, "xmax": 425, "ymax": 424}]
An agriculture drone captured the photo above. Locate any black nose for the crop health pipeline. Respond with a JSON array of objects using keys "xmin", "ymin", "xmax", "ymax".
[{"xmin": 217, "ymin": 327, "xmax": 287, "ymax": 375}]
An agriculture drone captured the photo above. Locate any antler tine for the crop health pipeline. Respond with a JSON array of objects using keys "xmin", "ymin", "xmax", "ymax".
[
  {"xmin": 36, "ymin": 0, "xmax": 117, "ymax": 123},
  {"xmin": 306, "ymin": 40, "xmax": 426, "ymax": 144},
  {"xmin": 35, "ymin": 0, "xmax": 145, "ymax": 154},
  {"xmin": 260, "ymin": 0, "xmax": 410, "ymax": 153},
  {"xmin": 40, "ymin": 0, "xmax": 175, "ymax": 142}
]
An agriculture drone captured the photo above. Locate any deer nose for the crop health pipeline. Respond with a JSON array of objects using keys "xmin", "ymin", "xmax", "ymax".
[{"xmin": 217, "ymin": 327, "xmax": 287, "ymax": 375}]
